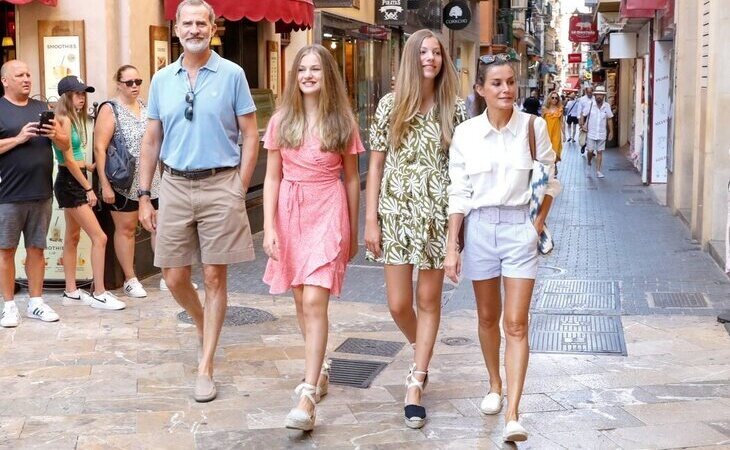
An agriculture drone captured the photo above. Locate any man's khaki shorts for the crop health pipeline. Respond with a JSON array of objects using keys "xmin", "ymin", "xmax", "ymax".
[{"xmin": 154, "ymin": 169, "xmax": 254, "ymax": 268}]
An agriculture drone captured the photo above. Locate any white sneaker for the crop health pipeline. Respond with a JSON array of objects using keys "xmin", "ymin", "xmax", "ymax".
[
  {"xmin": 91, "ymin": 291, "xmax": 126, "ymax": 310},
  {"xmin": 123, "ymin": 277, "xmax": 147, "ymax": 298},
  {"xmin": 26, "ymin": 301, "xmax": 60, "ymax": 322},
  {"xmin": 503, "ymin": 420, "xmax": 528, "ymax": 442},
  {"xmin": 1, "ymin": 303, "xmax": 20, "ymax": 327},
  {"xmin": 61, "ymin": 290, "xmax": 93, "ymax": 306},
  {"xmin": 596, "ymin": 170, "xmax": 605, "ymax": 178},
  {"xmin": 159, "ymin": 278, "xmax": 199, "ymax": 291},
  {"xmin": 479, "ymin": 392, "xmax": 503, "ymax": 415}
]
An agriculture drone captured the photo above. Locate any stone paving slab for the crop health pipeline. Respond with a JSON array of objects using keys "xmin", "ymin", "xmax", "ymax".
[{"xmin": 1, "ymin": 285, "xmax": 730, "ymax": 449}]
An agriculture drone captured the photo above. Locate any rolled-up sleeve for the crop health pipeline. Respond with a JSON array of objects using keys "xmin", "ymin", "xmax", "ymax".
[
  {"xmin": 447, "ymin": 127, "xmax": 473, "ymax": 215},
  {"xmin": 534, "ymin": 117, "xmax": 562, "ymax": 198}
]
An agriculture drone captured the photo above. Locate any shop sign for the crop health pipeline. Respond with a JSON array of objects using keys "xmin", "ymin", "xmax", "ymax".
[
  {"xmin": 568, "ymin": 14, "xmax": 598, "ymax": 43},
  {"xmin": 376, "ymin": 0, "xmax": 407, "ymax": 26},
  {"xmin": 315, "ymin": 0, "xmax": 359, "ymax": 7},
  {"xmin": 443, "ymin": 0, "xmax": 471, "ymax": 30},
  {"xmin": 568, "ymin": 53, "xmax": 582, "ymax": 63}
]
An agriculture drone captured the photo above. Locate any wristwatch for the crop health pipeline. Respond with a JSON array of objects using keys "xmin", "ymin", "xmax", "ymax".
[{"xmin": 137, "ymin": 189, "xmax": 151, "ymax": 199}]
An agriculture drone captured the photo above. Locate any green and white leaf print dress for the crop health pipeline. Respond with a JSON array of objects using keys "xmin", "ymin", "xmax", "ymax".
[{"xmin": 367, "ymin": 92, "xmax": 467, "ymax": 269}]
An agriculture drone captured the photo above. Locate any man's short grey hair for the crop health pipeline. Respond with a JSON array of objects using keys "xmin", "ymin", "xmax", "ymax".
[{"xmin": 175, "ymin": 0, "xmax": 216, "ymax": 24}]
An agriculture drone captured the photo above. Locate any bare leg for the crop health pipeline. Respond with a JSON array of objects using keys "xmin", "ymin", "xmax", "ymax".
[
  {"xmin": 64, "ymin": 205, "xmax": 108, "ymax": 293},
  {"xmin": 297, "ymin": 285, "xmax": 330, "ymax": 415},
  {"xmin": 596, "ymin": 151, "xmax": 604, "ymax": 173},
  {"xmin": 473, "ymin": 277, "xmax": 503, "ymax": 395},
  {"xmin": 502, "ymin": 277, "xmax": 535, "ymax": 422},
  {"xmin": 62, "ymin": 210, "xmax": 81, "ymax": 292},
  {"xmin": 110, "ymin": 210, "xmax": 138, "ymax": 281},
  {"xmin": 164, "ymin": 265, "xmax": 204, "ymax": 345},
  {"xmin": 199, "ymin": 264, "xmax": 228, "ymax": 378},
  {"xmin": 0, "ymin": 248, "xmax": 16, "ymax": 301},
  {"xmin": 407, "ymin": 268, "xmax": 444, "ymax": 405},
  {"xmin": 384, "ymin": 264, "xmax": 417, "ymax": 344}
]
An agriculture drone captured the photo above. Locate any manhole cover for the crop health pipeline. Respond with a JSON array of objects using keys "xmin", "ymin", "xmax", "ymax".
[
  {"xmin": 529, "ymin": 314, "xmax": 626, "ymax": 355},
  {"xmin": 334, "ymin": 338, "xmax": 404, "ymax": 357},
  {"xmin": 177, "ymin": 306, "xmax": 276, "ymax": 326},
  {"xmin": 648, "ymin": 292, "xmax": 709, "ymax": 308},
  {"xmin": 533, "ymin": 293, "xmax": 618, "ymax": 313},
  {"xmin": 329, "ymin": 358, "xmax": 387, "ymax": 388},
  {"xmin": 541, "ymin": 280, "xmax": 619, "ymax": 295},
  {"xmin": 441, "ymin": 337, "xmax": 472, "ymax": 346}
]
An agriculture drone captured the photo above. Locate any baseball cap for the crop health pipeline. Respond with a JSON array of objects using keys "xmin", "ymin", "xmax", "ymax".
[{"xmin": 57, "ymin": 76, "xmax": 95, "ymax": 96}]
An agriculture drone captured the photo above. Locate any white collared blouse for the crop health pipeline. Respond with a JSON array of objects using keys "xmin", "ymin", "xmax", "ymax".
[{"xmin": 447, "ymin": 106, "xmax": 562, "ymax": 216}]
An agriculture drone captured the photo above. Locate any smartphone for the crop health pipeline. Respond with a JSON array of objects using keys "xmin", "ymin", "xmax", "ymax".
[{"xmin": 38, "ymin": 111, "xmax": 55, "ymax": 135}]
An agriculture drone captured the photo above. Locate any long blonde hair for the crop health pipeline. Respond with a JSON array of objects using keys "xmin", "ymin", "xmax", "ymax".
[
  {"xmin": 276, "ymin": 44, "xmax": 356, "ymax": 153},
  {"xmin": 389, "ymin": 29, "xmax": 459, "ymax": 151},
  {"xmin": 55, "ymin": 91, "xmax": 88, "ymax": 143}
]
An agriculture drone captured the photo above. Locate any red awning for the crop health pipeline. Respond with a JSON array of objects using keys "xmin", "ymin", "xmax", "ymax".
[
  {"xmin": 164, "ymin": 0, "xmax": 314, "ymax": 30},
  {"xmin": 3, "ymin": 0, "xmax": 57, "ymax": 5},
  {"xmin": 620, "ymin": 0, "xmax": 655, "ymax": 18},
  {"xmin": 624, "ymin": 0, "xmax": 668, "ymax": 9},
  {"xmin": 564, "ymin": 75, "xmax": 581, "ymax": 91}
]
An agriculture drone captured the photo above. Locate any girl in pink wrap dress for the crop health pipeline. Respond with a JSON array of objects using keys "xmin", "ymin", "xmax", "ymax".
[{"xmin": 261, "ymin": 44, "xmax": 363, "ymax": 432}]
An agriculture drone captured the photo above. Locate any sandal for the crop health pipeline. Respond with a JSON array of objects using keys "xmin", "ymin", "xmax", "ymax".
[
  {"xmin": 315, "ymin": 359, "xmax": 330, "ymax": 403},
  {"xmin": 285, "ymin": 383, "xmax": 317, "ymax": 431},
  {"xmin": 403, "ymin": 363, "xmax": 428, "ymax": 429}
]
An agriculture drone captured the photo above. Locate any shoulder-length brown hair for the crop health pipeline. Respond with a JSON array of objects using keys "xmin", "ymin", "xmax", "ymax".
[
  {"xmin": 276, "ymin": 44, "xmax": 356, "ymax": 153},
  {"xmin": 389, "ymin": 29, "xmax": 459, "ymax": 151}
]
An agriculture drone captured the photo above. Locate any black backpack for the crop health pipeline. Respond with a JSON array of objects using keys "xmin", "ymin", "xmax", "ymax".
[{"xmin": 100, "ymin": 101, "xmax": 136, "ymax": 189}]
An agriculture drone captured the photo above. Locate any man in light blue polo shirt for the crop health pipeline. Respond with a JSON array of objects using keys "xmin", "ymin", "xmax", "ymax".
[{"xmin": 138, "ymin": 0, "xmax": 259, "ymax": 403}]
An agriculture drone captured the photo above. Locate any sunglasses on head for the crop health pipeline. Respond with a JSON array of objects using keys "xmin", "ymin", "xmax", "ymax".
[
  {"xmin": 184, "ymin": 91, "xmax": 194, "ymax": 121},
  {"xmin": 478, "ymin": 54, "xmax": 512, "ymax": 65},
  {"xmin": 119, "ymin": 79, "xmax": 143, "ymax": 87}
]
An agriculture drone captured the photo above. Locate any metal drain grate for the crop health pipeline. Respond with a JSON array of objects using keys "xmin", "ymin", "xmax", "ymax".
[
  {"xmin": 334, "ymin": 338, "xmax": 404, "ymax": 357},
  {"xmin": 529, "ymin": 314, "xmax": 627, "ymax": 355},
  {"xmin": 648, "ymin": 292, "xmax": 709, "ymax": 308},
  {"xmin": 541, "ymin": 280, "xmax": 619, "ymax": 295},
  {"xmin": 177, "ymin": 306, "xmax": 276, "ymax": 326},
  {"xmin": 533, "ymin": 293, "xmax": 618, "ymax": 313},
  {"xmin": 329, "ymin": 358, "xmax": 388, "ymax": 388}
]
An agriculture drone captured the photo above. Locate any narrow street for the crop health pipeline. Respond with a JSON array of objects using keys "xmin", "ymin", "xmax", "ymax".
[{"xmin": 2, "ymin": 145, "xmax": 728, "ymax": 449}]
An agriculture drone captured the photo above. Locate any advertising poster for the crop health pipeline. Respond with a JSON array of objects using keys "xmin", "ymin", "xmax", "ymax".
[
  {"xmin": 42, "ymin": 36, "xmax": 81, "ymax": 102},
  {"xmin": 15, "ymin": 128, "xmax": 93, "ymax": 282},
  {"xmin": 153, "ymin": 40, "xmax": 169, "ymax": 74}
]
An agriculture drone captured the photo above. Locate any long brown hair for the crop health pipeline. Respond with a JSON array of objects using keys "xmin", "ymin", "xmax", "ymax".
[
  {"xmin": 276, "ymin": 44, "xmax": 356, "ymax": 153},
  {"xmin": 55, "ymin": 91, "xmax": 88, "ymax": 143},
  {"xmin": 389, "ymin": 29, "xmax": 459, "ymax": 151}
]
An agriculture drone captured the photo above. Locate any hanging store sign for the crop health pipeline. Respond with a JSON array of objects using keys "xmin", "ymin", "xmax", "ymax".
[
  {"xmin": 568, "ymin": 53, "xmax": 582, "ymax": 63},
  {"xmin": 315, "ymin": 0, "xmax": 359, "ymax": 7},
  {"xmin": 376, "ymin": 0, "xmax": 407, "ymax": 26},
  {"xmin": 443, "ymin": 0, "xmax": 471, "ymax": 30},
  {"xmin": 568, "ymin": 14, "xmax": 598, "ymax": 43}
]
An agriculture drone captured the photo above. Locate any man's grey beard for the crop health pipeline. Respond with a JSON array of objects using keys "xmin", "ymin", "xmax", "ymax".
[{"xmin": 182, "ymin": 37, "xmax": 211, "ymax": 54}]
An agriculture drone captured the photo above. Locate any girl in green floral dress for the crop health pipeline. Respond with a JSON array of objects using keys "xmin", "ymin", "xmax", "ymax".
[{"xmin": 364, "ymin": 29, "xmax": 467, "ymax": 429}]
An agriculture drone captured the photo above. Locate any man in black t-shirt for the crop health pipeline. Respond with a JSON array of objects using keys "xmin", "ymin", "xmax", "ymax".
[{"xmin": 0, "ymin": 60, "xmax": 69, "ymax": 328}]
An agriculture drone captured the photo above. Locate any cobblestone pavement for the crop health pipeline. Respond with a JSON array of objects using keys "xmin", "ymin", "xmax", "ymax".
[{"xmin": 1, "ymin": 144, "xmax": 730, "ymax": 449}]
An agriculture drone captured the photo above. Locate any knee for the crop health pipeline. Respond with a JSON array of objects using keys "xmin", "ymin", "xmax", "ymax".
[
  {"xmin": 416, "ymin": 295, "xmax": 441, "ymax": 315},
  {"xmin": 478, "ymin": 311, "xmax": 500, "ymax": 330},
  {"xmin": 202, "ymin": 269, "xmax": 225, "ymax": 292},
  {"xmin": 93, "ymin": 232, "xmax": 108, "ymax": 247},
  {"xmin": 118, "ymin": 223, "xmax": 137, "ymax": 240},
  {"xmin": 388, "ymin": 299, "xmax": 413, "ymax": 320},
  {"xmin": 503, "ymin": 318, "xmax": 529, "ymax": 340},
  {"xmin": 65, "ymin": 230, "xmax": 81, "ymax": 247}
]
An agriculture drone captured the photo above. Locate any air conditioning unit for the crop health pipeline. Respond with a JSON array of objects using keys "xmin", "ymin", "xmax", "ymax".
[{"xmin": 511, "ymin": 0, "xmax": 528, "ymax": 9}]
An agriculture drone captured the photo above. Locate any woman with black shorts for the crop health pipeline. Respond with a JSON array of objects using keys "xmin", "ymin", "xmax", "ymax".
[
  {"xmin": 53, "ymin": 76, "xmax": 126, "ymax": 311},
  {"xmin": 94, "ymin": 65, "xmax": 162, "ymax": 298}
]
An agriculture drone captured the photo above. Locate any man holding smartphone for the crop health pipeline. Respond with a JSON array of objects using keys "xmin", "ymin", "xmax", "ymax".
[{"xmin": 0, "ymin": 60, "xmax": 69, "ymax": 327}]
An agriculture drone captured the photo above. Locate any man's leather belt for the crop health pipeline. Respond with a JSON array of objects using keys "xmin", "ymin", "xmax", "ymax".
[{"xmin": 163, "ymin": 165, "xmax": 236, "ymax": 180}]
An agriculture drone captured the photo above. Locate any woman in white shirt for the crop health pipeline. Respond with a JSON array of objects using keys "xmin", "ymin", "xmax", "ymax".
[{"xmin": 444, "ymin": 55, "xmax": 561, "ymax": 442}]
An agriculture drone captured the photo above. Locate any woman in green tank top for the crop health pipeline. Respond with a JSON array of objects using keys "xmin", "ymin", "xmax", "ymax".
[{"xmin": 53, "ymin": 76, "xmax": 126, "ymax": 311}]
